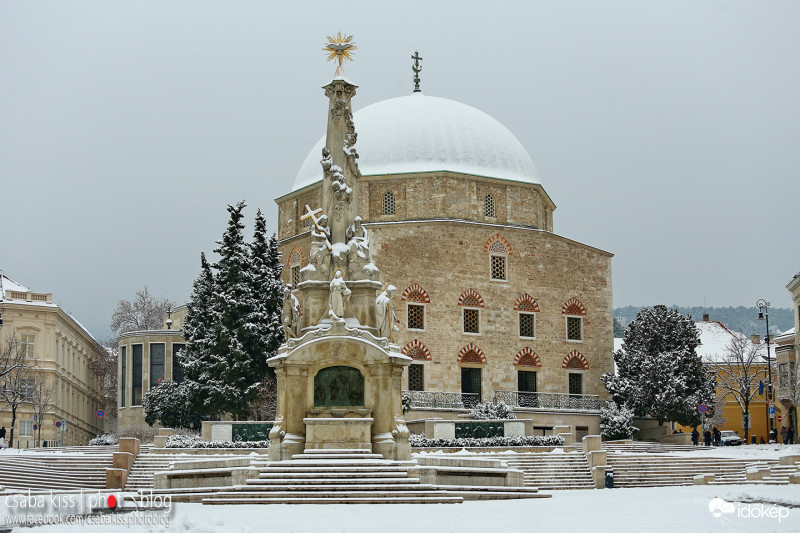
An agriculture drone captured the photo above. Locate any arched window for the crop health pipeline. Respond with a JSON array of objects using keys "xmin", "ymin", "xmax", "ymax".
[
  {"xmin": 484, "ymin": 194, "xmax": 495, "ymax": 217},
  {"xmin": 402, "ymin": 284, "xmax": 431, "ymax": 331},
  {"xmin": 562, "ymin": 298, "xmax": 587, "ymax": 342},
  {"xmin": 485, "ymin": 234, "xmax": 512, "ymax": 282},
  {"xmin": 383, "ymin": 191, "xmax": 396, "ymax": 215},
  {"xmin": 458, "ymin": 289, "xmax": 484, "ymax": 335},
  {"xmin": 515, "ymin": 294, "xmax": 539, "ymax": 339}
]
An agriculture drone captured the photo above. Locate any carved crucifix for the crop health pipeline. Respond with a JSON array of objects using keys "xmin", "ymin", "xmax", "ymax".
[{"xmin": 301, "ymin": 204, "xmax": 332, "ymax": 250}]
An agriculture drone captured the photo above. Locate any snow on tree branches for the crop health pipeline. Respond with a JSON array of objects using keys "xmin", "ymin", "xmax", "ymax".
[
  {"xmin": 600, "ymin": 403, "xmax": 638, "ymax": 440},
  {"xmin": 602, "ymin": 305, "xmax": 715, "ymax": 426},
  {"xmin": 181, "ymin": 202, "xmax": 284, "ymax": 420}
]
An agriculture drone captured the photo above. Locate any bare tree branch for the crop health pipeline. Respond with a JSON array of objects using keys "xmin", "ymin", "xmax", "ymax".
[
  {"xmin": 707, "ymin": 334, "xmax": 768, "ymax": 443},
  {"xmin": 29, "ymin": 373, "xmax": 57, "ymax": 446},
  {"xmin": 110, "ymin": 286, "xmax": 174, "ymax": 340},
  {"xmin": 0, "ymin": 332, "xmax": 37, "ymax": 447}
]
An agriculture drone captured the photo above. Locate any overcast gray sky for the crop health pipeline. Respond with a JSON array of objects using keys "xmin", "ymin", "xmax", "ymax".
[{"xmin": 1, "ymin": 1, "xmax": 798, "ymax": 340}]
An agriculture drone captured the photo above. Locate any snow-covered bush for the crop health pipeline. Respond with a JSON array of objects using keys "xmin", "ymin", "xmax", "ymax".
[
  {"xmin": 164, "ymin": 434, "xmax": 269, "ymax": 449},
  {"xmin": 164, "ymin": 434, "xmax": 201, "ymax": 448},
  {"xmin": 600, "ymin": 403, "xmax": 638, "ymax": 440},
  {"xmin": 142, "ymin": 380, "xmax": 204, "ymax": 429},
  {"xmin": 469, "ymin": 400, "xmax": 516, "ymax": 420},
  {"xmin": 89, "ymin": 434, "xmax": 118, "ymax": 446},
  {"xmin": 409, "ymin": 433, "xmax": 563, "ymax": 448},
  {"xmin": 117, "ymin": 424, "xmax": 156, "ymax": 443},
  {"xmin": 402, "ymin": 392, "xmax": 412, "ymax": 414}
]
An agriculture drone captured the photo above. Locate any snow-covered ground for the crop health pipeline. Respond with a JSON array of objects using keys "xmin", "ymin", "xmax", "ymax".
[
  {"xmin": 0, "ymin": 485, "xmax": 797, "ymax": 533},
  {"xmin": 2, "ymin": 446, "xmax": 799, "ymax": 532}
]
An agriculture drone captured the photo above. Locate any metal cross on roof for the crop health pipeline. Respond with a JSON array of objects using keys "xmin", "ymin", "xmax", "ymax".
[{"xmin": 412, "ymin": 51, "xmax": 423, "ymax": 93}]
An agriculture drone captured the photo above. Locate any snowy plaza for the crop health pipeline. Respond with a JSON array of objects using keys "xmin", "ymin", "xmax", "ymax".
[{"xmin": 2, "ymin": 3, "xmax": 800, "ymax": 532}]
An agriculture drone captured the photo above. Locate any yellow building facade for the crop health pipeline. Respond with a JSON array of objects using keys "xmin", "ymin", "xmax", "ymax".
[
  {"xmin": 0, "ymin": 274, "xmax": 104, "ymax": 447},
  {"xmin": 774, "ymin": 272, "xmax": 800, "ymax": 433},
  {"xmin": 676, "ymin": 318, "xmax": 772, "ymax": 443}
]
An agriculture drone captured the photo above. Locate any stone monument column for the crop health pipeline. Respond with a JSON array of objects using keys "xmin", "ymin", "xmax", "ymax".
[{"xmin": 322, "ymin": 78, "xmax": 360, "ymax": 247}]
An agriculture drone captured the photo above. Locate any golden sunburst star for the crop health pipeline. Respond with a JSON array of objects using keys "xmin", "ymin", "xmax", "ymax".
[{"xmin": 323, "ymin": 32, "xmax": 357, "ymax": 76}]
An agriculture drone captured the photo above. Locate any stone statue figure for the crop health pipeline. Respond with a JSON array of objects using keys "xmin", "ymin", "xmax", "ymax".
[
  {"xmin": 282, "ymin": 286, "xmax": 300, "ymax": 340},
  {"xmin": 328, "ymin": 270, "xmax": 351, "ymax": 320},
  {"xmin": 375, "ymin": 285, "xmax": 399, "ymax": 341},
  {"xmin": 346, "ymin": 216, "xmax": 369, "ymax": 264},
  {"xmin": 309, "ymin": 214, "xmax": 331, "ymax": 277}
]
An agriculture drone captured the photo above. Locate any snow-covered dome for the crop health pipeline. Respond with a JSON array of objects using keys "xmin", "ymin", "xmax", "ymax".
[{"xmin": 292, "ymin": 93, "xmax": 540, "ymax": 191}]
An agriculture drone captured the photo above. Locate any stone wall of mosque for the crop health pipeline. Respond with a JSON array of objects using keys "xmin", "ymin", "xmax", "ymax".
[
  {"xmin": 275, "ymin": 173, "xmax": 613, "ymax": 402},
  {"xmin": 277, "ymin": 172, "xmax": 554, "ymax": 240}
]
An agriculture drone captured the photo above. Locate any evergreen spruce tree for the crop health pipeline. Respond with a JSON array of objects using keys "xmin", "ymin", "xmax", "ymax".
[
  {"xmin": 182, "ymin": 203, "xmax": 285, "ymax": 420},
  {"xmin": 246, "ymin": 210, "xmax": 284, "ymax": 414},
  {"xmin": 602, "ymin": 305, "xmax": 715, "ymax": 426},
  {"xmin": 211, "ymin": 201, "xmax": 260, "ymax": 417},
  {"xmin": 181, "ymin": 252, "xmax": 221, "ymax": 417}
]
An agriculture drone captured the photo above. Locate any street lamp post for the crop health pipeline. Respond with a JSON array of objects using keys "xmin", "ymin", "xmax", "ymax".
[{"xmin": 757, "ymin": 299, "xmax": 774, "ymax": 439}]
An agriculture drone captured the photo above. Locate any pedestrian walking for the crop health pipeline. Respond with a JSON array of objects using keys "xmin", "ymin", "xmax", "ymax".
[
  {"xmin": 781, "ymin": 426, "xmax": 788, "ymax": 444},
  {"xmin": 691, "ymin": 428, "xmax": 699, "ymax": 446},
  {"xmin": 789, "ymin": 426, "xmax": 795, "ymax": 445},
  {"xmin": 712, "ymin": 427, "xmax": 721, "ymax": 446},
  {"xmin": 703, "ymin": 429, "xmax": 712, "ymax": 447}
]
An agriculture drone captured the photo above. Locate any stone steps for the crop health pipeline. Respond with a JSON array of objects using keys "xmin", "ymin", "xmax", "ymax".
[
  {"xmin": 503, "ymin": 453, "xmax": 594, "ymax": 490},
  {"xmin": 605, "ymin": 452, "xmax": 786, "ymax": 488},
  {"xmin": 196, "ymin": 450, "xmax": 546, "ymax": 504},
  {"xmin": 124, "ymin": 453, "xmax": 213, "ymax": 491},
  {"xmin": 202, "ymin": 495, "xmax": 463, "ymax": 504},
  {"xmin": 0, "ymin": 452, "xmax": 113, "ymax": 491}
]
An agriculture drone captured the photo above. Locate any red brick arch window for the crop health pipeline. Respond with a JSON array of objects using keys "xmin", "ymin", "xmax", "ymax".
[
  {"xmin": 402, "ymin": 339, "xmax": 432, "ymax": 361},
  {"xmin": 402, "ymin": 284, "xmax": 430, "ymax": 331},
  {"xmin": 562, "ymin": 351, "xmax": 589, "ymax": 370},
  {"xmin": 458, "ymin": 344, "xmax": 487, "ymax": 365}
]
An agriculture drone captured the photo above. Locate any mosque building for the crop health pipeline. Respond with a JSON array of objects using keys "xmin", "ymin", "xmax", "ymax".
[{"xmin": 275, "ymin": 53, "xmax": 615, "ymax": 436}]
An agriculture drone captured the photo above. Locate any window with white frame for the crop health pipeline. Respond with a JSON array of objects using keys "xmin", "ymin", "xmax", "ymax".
[
  {"xmin": 407, "ymin": 303, "xmax": 425, "ymax": 330},
  {"xmin": 566, "ymin": 316, "xmax": 583, "ymax": 341},
  {"xmin": 519, "ymin": 312, "xmax": 536, "ymax": 338},
  {"xmin": 21, "ymin": 334, "xmax": 35, "ymax": 357},
  {"xmin": 463, "ymin": 308, "xmax": 480, "ymax": 335},
  {"xmin": 19, "ymin": 420, "xmax": 33, "ymax": 436}
]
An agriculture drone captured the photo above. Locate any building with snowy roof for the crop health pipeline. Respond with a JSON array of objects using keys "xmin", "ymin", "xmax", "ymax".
[
  {"xmin": 0, "ymin": 273, "xmax": 105, "ymax": 446},
  {"xmin": 670, "ymin": 315, "xmax": 772, "ymax": 442},
  {"xmin": 275, "ymin": 73, "xmax": 615, "ymax": 437},
  {"xmin": 773, "ymin": 271, "xmax": 800, "ymax": 434}
]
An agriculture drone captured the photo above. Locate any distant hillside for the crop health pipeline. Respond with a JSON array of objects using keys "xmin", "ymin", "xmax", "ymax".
[{"xmin": 614, "ymin": 306, "xmax": 794, "ymax": 337}]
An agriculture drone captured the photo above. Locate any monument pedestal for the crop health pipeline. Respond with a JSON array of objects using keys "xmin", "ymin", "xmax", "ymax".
[
  {"xmin": 268, "ymin": 324, "xmax": 412, "ymax": 461},
  {"xmin": 304, "ymin": 417, "xmax": 374, "ymax": 450}
]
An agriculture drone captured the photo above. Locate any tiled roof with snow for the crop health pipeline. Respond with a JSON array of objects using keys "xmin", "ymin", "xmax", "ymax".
[{"xmin": 695, "ymin": 320, "xmax": 742, "ymax": 363}]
